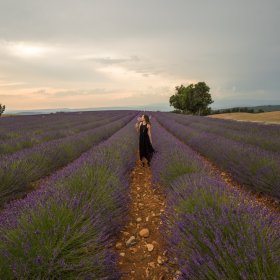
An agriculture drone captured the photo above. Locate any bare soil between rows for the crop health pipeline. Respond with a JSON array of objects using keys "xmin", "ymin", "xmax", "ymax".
[{"xmin": 113, "ymin": 151, "xmax": 181, "ymax": 280}]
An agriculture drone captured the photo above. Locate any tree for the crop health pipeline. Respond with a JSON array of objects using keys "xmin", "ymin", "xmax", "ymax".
[
  {"xmin": 0, "ymin": 104, "xmax": 5, "ymax": 116},
  {"xmin": 169, "ymin": 82, "xmax": 213, "ymax": 115},
  {"xmin": 169, "ymin": 84, "xmax": 186, "ymax": 112}
]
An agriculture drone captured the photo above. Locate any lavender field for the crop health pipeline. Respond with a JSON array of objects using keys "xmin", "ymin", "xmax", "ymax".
[
  {"xmin": 0, "ymin": 111, "xmax": 135, "ymax": 206},
  {"xmin": 150, "ymin": 116, "xmax": 280, "ymax": 279},
  {"xmin": 0, "ymin": 111, "xmax": 138, "ymax": 278},
  {"xmin": 155, "ymin": 112, "xmax": 280, "ymax": 200},
  {"xmin": 0, "ymin": 111, "xmax": 279, "ymax": 279}
]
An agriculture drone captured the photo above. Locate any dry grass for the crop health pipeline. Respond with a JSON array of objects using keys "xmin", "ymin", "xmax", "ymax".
[
  {"xmin": 1, "ymin": 114, "xmax": 16, "ymax": 117},
  {"xmin": 208, "ymin": 111, "xmax": 280, "ymax": 124}
]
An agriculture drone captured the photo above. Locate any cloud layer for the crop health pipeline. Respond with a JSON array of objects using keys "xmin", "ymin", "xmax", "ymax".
[{"xmin": 0, "ymin": 0, "xmax": 279, "ymax": 110}]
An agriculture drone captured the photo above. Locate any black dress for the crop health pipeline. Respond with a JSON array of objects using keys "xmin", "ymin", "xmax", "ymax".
[{"xmin": 139, "ymin": 122, "xmax": 155, "ymax": 163}]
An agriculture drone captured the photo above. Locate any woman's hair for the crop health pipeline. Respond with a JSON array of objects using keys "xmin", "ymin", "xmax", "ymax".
[{"xmin": 143, "ymin": 114, "xmax": 151, "ymax": 125}]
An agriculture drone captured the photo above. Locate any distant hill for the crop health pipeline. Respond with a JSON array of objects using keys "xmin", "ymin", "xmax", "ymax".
[
  {"xmin": 211, "ymin": 105, "xmax": 280, "ymax": 114},
  {"xmin": 5, "ymin": 103, "xmax": 172, "ymax": 115},
  {"xmin": 251, "ymin": 105, "xmax": 280, "ymax": 112}
]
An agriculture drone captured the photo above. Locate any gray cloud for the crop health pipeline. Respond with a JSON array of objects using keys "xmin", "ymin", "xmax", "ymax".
[
  {"xmin": 83, "ymin": 55, "xmax": 140, "ymax": 65},
  {"xmin": 0, "ymin": 0, "xmax": 279, "ymax": 109},
  {"xmin": 51, "ymin": 88, "xmax": 123, "ymax": 97},
  {"xmin": 79, "ymin": 54, "xmax": 164, "ymax": 77}
]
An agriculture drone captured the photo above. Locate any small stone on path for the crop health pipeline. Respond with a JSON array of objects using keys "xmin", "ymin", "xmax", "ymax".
[
  {"xmin": 115, "ymin": 242, "xmax": 122, "ymax": 250},
  {"xmin": 146, "ymin": 243, "xmax": 154, "ymax": 252},
  {"xmin": 126, "ymin": 236, "xmax": 137, "ymax": 247},
  {"xmin": 139, "ymin": 228, "xmax": 150, "ymax": 237}
]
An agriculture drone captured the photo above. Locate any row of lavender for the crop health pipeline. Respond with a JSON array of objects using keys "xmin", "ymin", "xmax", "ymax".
[
  {"xmin": 0, "ymin": 111, "xmax": 128, "ymax": 156},
  {"xmin": 168, "ymin": 112, "xmax": 280, "ymax": 153},
  {"xmin": 155, "ymin": 112, "xmax": 280, "ymax": 200},
  {"xmin": 0, "ymin": 112, "xmax": 135, "ymax": 206},
  {"xmin": 0, "ymin": 116, "xmax": 138, "ymax": 279},
  {"xmin": 0, "ymin": 111, "xmax": 106, "ymax": 138},
  {"xmin": 0, "ymin": 110, "xmax": 126, "ymax": 132},
  {"xmin": 150, "ymin": 117, "xmax": 280, "ymax": 279}
]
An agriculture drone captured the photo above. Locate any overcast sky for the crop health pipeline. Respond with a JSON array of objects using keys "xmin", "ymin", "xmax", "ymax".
[{"xmin": 0, "ymin": 0, "xmax": 279, "ymax": 111}]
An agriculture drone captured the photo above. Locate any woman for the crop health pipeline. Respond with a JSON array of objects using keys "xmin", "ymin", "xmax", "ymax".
[{"xmin": 135, "ymin": 114, "xmax": 155, "ymax": 167}]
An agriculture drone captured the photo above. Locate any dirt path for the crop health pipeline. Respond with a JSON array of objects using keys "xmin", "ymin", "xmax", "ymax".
[{"xmin": 114, "ymin": 151, "xmax": 180, "ymax": 280}]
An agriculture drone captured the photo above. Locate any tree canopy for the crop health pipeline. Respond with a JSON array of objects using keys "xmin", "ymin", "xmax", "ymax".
[
  {"xmin": 169, "ymin": 82, "xmax": 213, "ymax": 115},
  {"xmin": 0, "ymin": 104, "xmax": 6, "ymax": 116}
]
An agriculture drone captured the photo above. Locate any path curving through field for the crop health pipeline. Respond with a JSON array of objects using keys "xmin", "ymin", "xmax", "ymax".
[{"xmin": 113, "ymin": 151, "xmax": 181, "ymax": 280}]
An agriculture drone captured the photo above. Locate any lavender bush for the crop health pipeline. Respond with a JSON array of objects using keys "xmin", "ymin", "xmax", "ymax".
[
  {"xmin": 0, "ymin": 111, "xmax": 127, "ymax": 156},
  {"xmin": 150, "ymin": 116, "xmax": 280, "ymax": 279},
  {"xmin": 0, "ymin": 110, "xmax": 131, "ymax": 134},
  {"xmin": 163, "ymin": 174, "xmax": 280, "ymax": 280},
  {"xmin": 167, "ymin": 112, "xmax": 280, "ymax": 153},
  {"xmin": 0, "ymin": 113, "xmax": 135, "ymax": 206},
  {"xmin": 150, "ymin": 117, "xmax": 210, "ymax": 189},
  {"xmin": 0, "ymin": 116, "xmax": 138, "ymax": 279},
  {"xmin": 155, "ymin": 113, "xmax": 280, "ymax": 200}
]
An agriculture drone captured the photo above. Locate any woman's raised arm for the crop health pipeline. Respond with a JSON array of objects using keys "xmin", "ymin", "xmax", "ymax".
[{"xmin": 135, "ymin": 121, "xmax": 141, "ymax": 133}]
